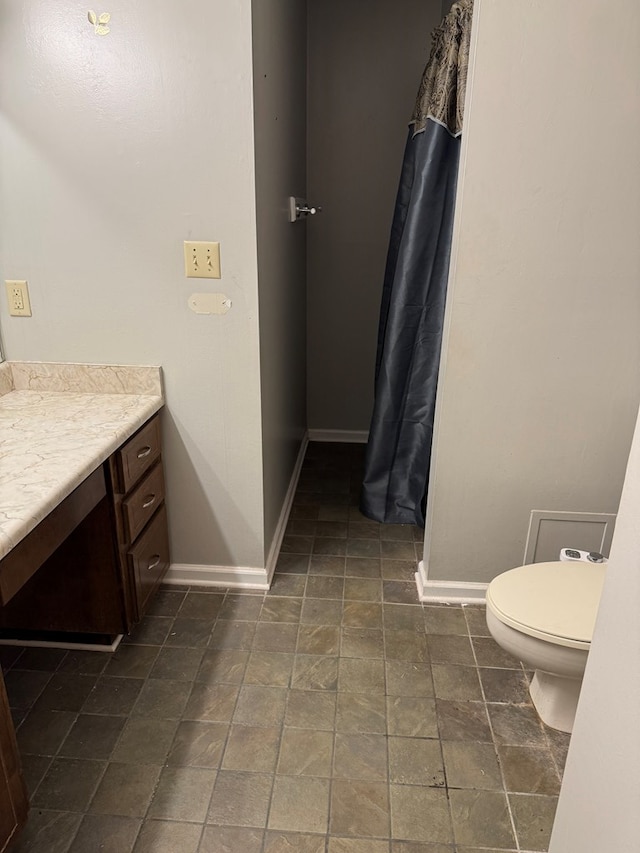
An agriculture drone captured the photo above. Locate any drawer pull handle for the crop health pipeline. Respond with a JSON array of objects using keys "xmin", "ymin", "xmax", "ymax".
[
  {"xmin": 147, "ymin": 555, "xmax": 161, "ymax": 570},
  {"xmin": 142, "ymin": 494, "xmax": 157, "ymax": 509},
  {"xmin": 137, "ymin": 445, "xmax": 152, "ymax": 459}
]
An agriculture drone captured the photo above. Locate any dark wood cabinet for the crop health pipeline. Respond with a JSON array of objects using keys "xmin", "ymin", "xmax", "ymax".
[
  {"xmin": 107, "ymin": 415, "xmax": 169, "ymax": 624},
  {"xmin": 0, "ymin": 412, "xmax": 170, "ymax": 641},
  {"xmin": 113, "ymin": 415, "xmax": 162, "ymax": 493},
  {"xmin": 129, "ymin": 506, "xmax": 170, "ymax": 619},
  {"xmin": 0, "ymin": 411, "xmax": 170, "ymax": 851},
  {"xmin": 0, "ymin": 672, "xmax": 28, "ymax": 852}
]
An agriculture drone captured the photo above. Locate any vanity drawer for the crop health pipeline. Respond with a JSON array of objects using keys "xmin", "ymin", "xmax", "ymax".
[
  {"xmin": 122, "ymin": 462, "xmax": 165, "ymax": 543},
  {"xmin": 117, "ymin": 416, "xmax": 161, "ymax": 493},
  {"xmin": 128, "ymin": 506, "xmax": 170, "ymax": 618}
]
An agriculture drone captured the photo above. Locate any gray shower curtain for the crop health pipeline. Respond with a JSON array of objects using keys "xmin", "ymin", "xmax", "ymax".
[{"xmin": 361, "ymin": 0, "xmax": 474, "ymax": 527}]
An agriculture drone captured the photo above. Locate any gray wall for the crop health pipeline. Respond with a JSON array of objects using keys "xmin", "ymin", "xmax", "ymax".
[
  {"xmin": 306, "ymin": 0, "xmax": 442, "ymax": 431},
  {"xmin": 424, "ymin": 0, "xmax": 640, "ymax": 584},
  {"xmin": 252, "ymin": 0, "xmax": 308, "ymax": 561},
  {"xmin": 0, "ymin": 0, "xmax": 267, "ymax": 570}
]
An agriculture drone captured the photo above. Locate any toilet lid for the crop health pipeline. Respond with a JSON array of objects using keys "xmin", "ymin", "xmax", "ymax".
[{"xmin": 486, "ymin": 561, "xmax": 606, "ymax": 649}]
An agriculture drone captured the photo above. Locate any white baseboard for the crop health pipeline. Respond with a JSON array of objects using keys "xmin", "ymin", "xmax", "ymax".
[
  {"xmin": 165, "ymin": 434, "xmax": 309, "ymax": 592},
  {"xmin": 308, "ymin": 429, "xmax": 368, "ymax": 444},
  {"xmin": 164, "ymin": 563, "xmax": 270, "ymax": 590},
  {"xmin": 0, "ymin": 635, "xmax": 123, "ymax": 653},
  {"xmin": 264, "ymin": 435, "xmax": 309, "ymax": 585},
  {"xmin": 415, "ymin": 560, "xmax": 487, "ymax": 603}
]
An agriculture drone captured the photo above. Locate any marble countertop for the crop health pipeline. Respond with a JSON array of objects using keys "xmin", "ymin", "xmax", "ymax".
[{"xmin": 0, "ymin": 362, "xmax": 164, "ymax": 561}]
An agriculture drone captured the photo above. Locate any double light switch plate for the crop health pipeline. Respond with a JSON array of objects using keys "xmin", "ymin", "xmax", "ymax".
[{"xmin": 184, "ymin": 241, "xmax": 221, "ymax": 279}]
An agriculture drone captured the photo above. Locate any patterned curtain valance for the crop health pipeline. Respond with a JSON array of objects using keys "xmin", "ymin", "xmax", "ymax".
[{"xmin": 410, "ymin": 0, "xmax": 474, "ymax": 138}]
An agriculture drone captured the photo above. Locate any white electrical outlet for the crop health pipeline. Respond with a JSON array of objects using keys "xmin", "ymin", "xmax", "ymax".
[
  {"xmin": 5, "ymin": 280, "xmax": 32, "ymax": 316},
  {"xmin": 183, "ymin": 241, "xmax": 221, "ymax": 279}
]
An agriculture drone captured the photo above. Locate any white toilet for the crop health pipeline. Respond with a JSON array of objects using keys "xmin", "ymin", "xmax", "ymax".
[{"xmin": 485, "ymin": 560, "xmax": 606, "ymax": 732}]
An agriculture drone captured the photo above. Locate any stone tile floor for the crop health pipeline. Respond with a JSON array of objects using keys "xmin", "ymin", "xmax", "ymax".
[{"xmin": 3, "ymin": 442, "xmax": 569, "ymax": 852}]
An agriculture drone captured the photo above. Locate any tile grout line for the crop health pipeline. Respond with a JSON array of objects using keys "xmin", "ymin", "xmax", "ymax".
[
  {"xmin": 9, "ymin": 652, "xmax": 70, "ymax": 841},
  {"xmin": 323, "ymin": 595, "xmax": 346, "ymax": 849},
  {"xmin": 87, "ymin": 586, "xmax": 192, "ymax": 850},
  {"xmin": 99, "ymin": 584, "xmax": 222, "ymax": 851},
  {"xmin": 255, "ymin": 595, "xmax": 290, "ymax": 853},
  {"xmin": 423, "ymin": 605, "xmax": 458, "ymax": 850},
  {"xmin": 9, "ymin": 445, "xmax": 558, "ymax": 852},
  {"xmin": 25, "ymin": 649, "xmax": 111, "ymax": 851},
  {"xmin": 146, "ymin": 584, "xmax": 263, "ymax": 850},
  {"xmin": 467, "ymin": 612, "xmax": 521, "ymax": 853},
  {"xmin": 381, "ymin": 614, "xmax": 392, "ymax": 846}
]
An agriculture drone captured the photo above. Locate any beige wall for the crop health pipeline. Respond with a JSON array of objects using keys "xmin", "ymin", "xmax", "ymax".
[
  {"xmin": 548, "ymin": 6, "xmax": 640, "ymax": 845},
  {"xmin": 550, "ymin": 399, "xmax": 640, "ymax": 850},
  {"xmin": 252, "ymin": 0, "xmax": 308, "ymax": 561},
  {"xmin": 0, "ymin": 0, "xmax": 266, "ymax": 569},
  {"xmin": 424, "ymin": 0, "xmax": 640, "ymax": 583},
  {"xmin": 306, "ymin": 0, "xmax": 442, "ymax": 431}
]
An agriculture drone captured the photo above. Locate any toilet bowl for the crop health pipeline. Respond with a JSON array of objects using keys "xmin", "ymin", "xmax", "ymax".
[{"xmin": 485, "ymin": 560, "xmax": 606, "ymax": 733}]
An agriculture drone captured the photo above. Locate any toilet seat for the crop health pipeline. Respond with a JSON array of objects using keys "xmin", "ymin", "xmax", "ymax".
[{"xmin": 486, "ymin": 561, "xmax": 606, "ymax": 650}]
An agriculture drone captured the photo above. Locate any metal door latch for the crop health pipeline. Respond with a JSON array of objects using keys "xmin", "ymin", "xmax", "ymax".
[{"xmin": 288, "ymin": 196, "xmax": 322, "ymax": 222}]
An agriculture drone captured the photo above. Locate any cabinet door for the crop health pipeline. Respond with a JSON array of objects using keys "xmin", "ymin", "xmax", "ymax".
[
  {"xmin": 128, "ymin": 506, "xmax": 170, "ymax": 620},
  {"xmin": 0, "ymin": 673, "xmax": 28, "ymax": 851},
  {"xmin": 116, "ymin": 417, "xmax": 162, "ymax": 493},
  {"xmin": 122, "ymin": 462, "xmax": 165, "ymax": 543}
]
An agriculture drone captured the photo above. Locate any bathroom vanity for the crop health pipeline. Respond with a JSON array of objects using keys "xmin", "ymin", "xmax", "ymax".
[{"xmin": 0, "ymin": 361, "xmax": 168, "ymax": 850}]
